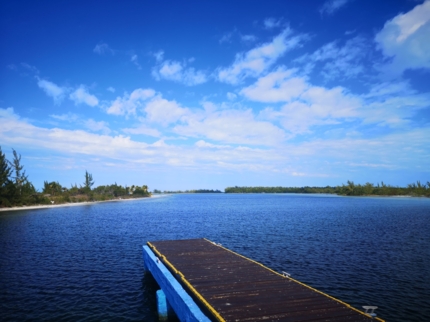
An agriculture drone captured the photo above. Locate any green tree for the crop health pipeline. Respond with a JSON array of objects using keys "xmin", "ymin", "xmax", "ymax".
[
  {"xmin": 9, "ymin": 149, "xmax": 28, "ymax": 196},
  {"xmin": 43, "ymin": 181, "xmax": 63, "ymax": 196},
  {"xmin": 0, "ymin": 147, "xmax": 14, "ymax": 206},
  {"xmin": 83, "ymin": 171, "xmax": 94, "ymax": 191},
  {"xmin": 0, "ymin": 147, "xmax": 12, "ymax": 189}
]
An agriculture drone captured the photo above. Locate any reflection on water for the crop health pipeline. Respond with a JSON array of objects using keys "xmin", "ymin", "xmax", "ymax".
[{"xmin": 1, "ymin": 194, "xmax": 429, "ymax": 321}]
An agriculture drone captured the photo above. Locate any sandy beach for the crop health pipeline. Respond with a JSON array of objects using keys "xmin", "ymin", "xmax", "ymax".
[{"xmin": 0, "ymin": 195, "xmax": 168, "ymax": 213}]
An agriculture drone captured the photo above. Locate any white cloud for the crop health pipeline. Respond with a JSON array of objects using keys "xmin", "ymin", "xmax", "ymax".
[
  {"xmin": 36, "ymin": 78, "xmax": 67, "ymax": 104},
  {"xmin": 131, "ymin": 54, "xmax": 141, "ymax": 69},
  {"xmin": 259, "ymin": 85, "xmax": 361, "ymax": 134},
  {"xmin": 2, "ymin": 108, "xmax": 429, "ymax": 179},
  {"xmin": 154, "ymin": 60, "xmax": 182, "ymax": 80},
  {"xmin": 93, "ymin": 42, "xmax": 114, "ymax": 55},
  {"xmin": 281, "ymin": 86, "xmax": 361, "ymax": 133},
  {"xmin": 242, "ymin": 64, "xmax": 429, "ymax": 135},
  {"xmin": 84, "ymin": 119, "xmax": 111, "ymax": 134},
  {"xmin": 152, "ymin": 59, "xmax": 207, "ymax": 86},
  {"xmin": 153, "ymin": 50, "xmax": 164, "ymax": 62},
  {"xmin": 107, "ymin": 87, "xmax": 115, "ymax": 93},
  {"xmin": 227, "ymin": 92, "xmax": 237, "ymax": 100},
  {"xmin": 217, "ymin": 27, "xmax": 306, "ymax": 84},
  {"xmin": 174, "ymin": 108, "xmax": 286, "ymax": 146},
  {"xmin": 219, "ymin": 31, "xmax": 234, "ymax": 44},
  {"xmin": 144, "ymin": 96, "xmax": 189, "ymax": 126},
  {"xmin": 295, "ymin": 36, "xmax": 368, "ymax": 80},
  {"xmin": 195, "ymin": 140, "xmax": 231, "ymax": 149},
  {"xmin": 0, "ymin": 107, "xmax": 272, "ymax": 170},
  {"xmin": 320, "ymin": 0, "xmax": 352, "ymax": 16},
  {"xmin": 241, "ymin": 34, "xmax": 257, "ymax": 42},
  {"xmin": 375, "ymin": 0, "xmax": 430, "ymax": 75},
  {"xmin": 219, "ymin": 29, "xmax": 256, "ymax": 44},
  {"xmin": 0, "ymin": 107, "xmax": 18, "ymax": 119},
  {"xmin": 241, "ymin": 68, "xmax": 308, "ymax": 102},
  {"xmin": 50, "ymin": 113, "xmax": 79, "ymax": 122},
  {"xmin": 123, "ymin": 124, "xmax": 161, "ymax": 137},
  {"xmin": 107, "ymin": 88, "xmax": 156, "ymax": 116},
  {"xmin": 263, "ymin": 18, "xmax": 282, "ymax": 29},
  {"xmin": 0, "ymin": 109, "xmax": 147, "ymax": 158},
  {"xmin": 70, "ymin": 86, "xmax": 99, "ymax": 107},
  {"xmin": 21, "ymin": 63, "xmax": 39, "ymax": 74},
  {"xmin": 361, "ymin": 81, "xmax": 430, "ymax": 126}
]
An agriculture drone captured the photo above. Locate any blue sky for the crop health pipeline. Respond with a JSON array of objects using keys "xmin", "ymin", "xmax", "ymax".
[{"xmin": 1, "ymin": 0, "xmax": 429, "ymax": 191}]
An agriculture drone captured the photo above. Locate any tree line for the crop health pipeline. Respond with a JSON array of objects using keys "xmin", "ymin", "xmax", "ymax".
[
  {"xmin": 153, "ymin": 189, "xmax": 222, "ymax": 194},
  {"xmin": 0, "ymin": 146, "xmax": 150, "ymax": 208},
  {"xmin": 225, "ymin": 180, "xmax": 430, "ymax": 197}
]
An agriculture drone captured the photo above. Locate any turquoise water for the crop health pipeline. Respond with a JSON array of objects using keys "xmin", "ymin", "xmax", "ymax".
[{"xmin": 0, "ymin": 194, "xmax": 429, "ymax": 321}]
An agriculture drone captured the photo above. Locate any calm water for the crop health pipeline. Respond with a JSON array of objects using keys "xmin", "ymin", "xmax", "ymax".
[{"xmin": 0, "ymin": 194, "xmax": 429, "ymax": 321}]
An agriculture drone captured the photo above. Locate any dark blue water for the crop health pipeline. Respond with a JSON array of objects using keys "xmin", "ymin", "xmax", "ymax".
[{"xmin": 0, "ymin": 194, "xmax": 429, "ymax": 321}]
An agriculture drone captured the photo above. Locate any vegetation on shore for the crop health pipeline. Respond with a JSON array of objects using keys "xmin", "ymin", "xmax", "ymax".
[
  {"xmin": 2, "ymin": 146, "xmax": 429, "ymax": 209},
  {"xmin": 0, "ymin": 146, "xmax": 151, "ymax": 208},
  {"xmin": 153, "ymin": 189, "xmax": 222, "ymax": 194},
  {"xmin": 225, "ymin": 180, "xmax": 430, "ymax": 197}
]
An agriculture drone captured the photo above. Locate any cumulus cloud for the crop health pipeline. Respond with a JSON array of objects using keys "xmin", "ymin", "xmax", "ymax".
[
  {"xmin": 152, "ymin": 59, "xmax": 207, "ymax": 86},
  {"xmin": 123, "ymin": 124, "xmax": 161, "ymax": 137},
  {"xmin": 84, "ymin": 119, "xmax": 111, "ymax": 134},
  {"xmin": 0, "ymin": 107, "xmax": 18, "ymax": 119},
  {"xmin": 0, "ymin": 107, "xmax": 273, "ymax": 171},
  {"xmin": 195, "ymin": 140, "xmax": 231, "ymax": 149},
  {"xmin": 50, "ymin": 112, "xmax": 79, "ymax": 122},
  {"xmin": 320, "ymin": 0, "xmax": 352, "ymax": 16},
  {"xmin": 245, "ymin": 70, "xmax": 362, "ymax": 135},
  {"xmin": 0, "ymin": 108, "xmax": 148, "ymax": 158},
  {"xmin": 107, "ymin": 88, "xmax": 156, "ymax": 116},
  {"xmin": 93, "ymin": 42, "xmax": 115, "ymax": 55},
  {"xmin": 242, "ymin": 60, "xmax": 429, "ymax": 135},
  {"xmin": 174, "ymin": 108, "xmax": 286, "ymax": 146},
  {"xmin": 375, "ymin": 0, "xmax": 430, "ymax": 76},
  {"xmin": 240, "ymin": 68, "xmax": 308, "ymax": 102},
  {"xmin": 107, "ymin": 87, "xmax": 115, "ymax": 93},
  {"xmin": 260, "ymin": 85, "xmax": 360, "ymax": 134},
  {"xmin": 217, "ymin": 27, "xmax": 306, "ymax": 84},
  {"xmin": 2, "ymin": 107, "xmax": 429, "ymax": 178},
  {"xmin": 36, "ymin": 78, "xmax": 67, "ymax": 104},
  {"xmin": 70, "ymin": 86, "xmax": 99, "ymax": 107},
  {"xmin": 144, "ymin": 96, "xmax": 189, "ymax": 126},
  {"xmin": 153, "ymin": 60, "xmax": 182, "ymax": 80}
]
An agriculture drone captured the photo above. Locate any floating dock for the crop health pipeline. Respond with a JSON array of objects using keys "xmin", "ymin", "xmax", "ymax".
[{"xmin": 143, "ymin": 238, "xmax": 384, "ymax": 322}]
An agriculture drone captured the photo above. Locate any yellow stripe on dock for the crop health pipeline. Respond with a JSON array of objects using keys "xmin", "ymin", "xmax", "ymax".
[{"xmin": 148, "ymin": 238, "xmax": 384, "ymax": 322}]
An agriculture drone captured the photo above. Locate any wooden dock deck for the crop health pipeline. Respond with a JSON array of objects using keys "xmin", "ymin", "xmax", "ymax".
[{"xmin": 146, "ymin": 238, "xmax": 384, "ymax": 322}]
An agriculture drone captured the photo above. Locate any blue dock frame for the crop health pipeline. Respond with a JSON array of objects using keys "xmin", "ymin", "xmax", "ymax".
[{"xmin": 142, "ymin": 245, "xmax": 211, "ymax": 322}]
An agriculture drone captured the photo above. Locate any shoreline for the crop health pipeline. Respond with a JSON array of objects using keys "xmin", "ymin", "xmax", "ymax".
[{"xmin": 0, "ymin": 195, "xmax": 166, "ymax": 213}]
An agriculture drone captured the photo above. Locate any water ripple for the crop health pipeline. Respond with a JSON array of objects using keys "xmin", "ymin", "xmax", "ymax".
[{"xmin": 1, "ymin": 194, "xmax": 429, "ymax": 321}]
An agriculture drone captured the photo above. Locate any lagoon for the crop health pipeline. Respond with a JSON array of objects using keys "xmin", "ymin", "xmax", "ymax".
[{"xmin": 0, "ymin": 194, "xmax": 429, "ymax": 321}]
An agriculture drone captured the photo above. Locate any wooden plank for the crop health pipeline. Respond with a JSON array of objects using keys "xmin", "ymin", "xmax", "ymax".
[{"xmin": 148, "ymin": 239, "xmax": 383, "ymax": 322}]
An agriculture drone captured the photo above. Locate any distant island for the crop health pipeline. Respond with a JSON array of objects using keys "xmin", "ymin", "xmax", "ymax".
[{"xmin": 225, "ymin": 181, "xmax": 430, "ymax": 197}]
